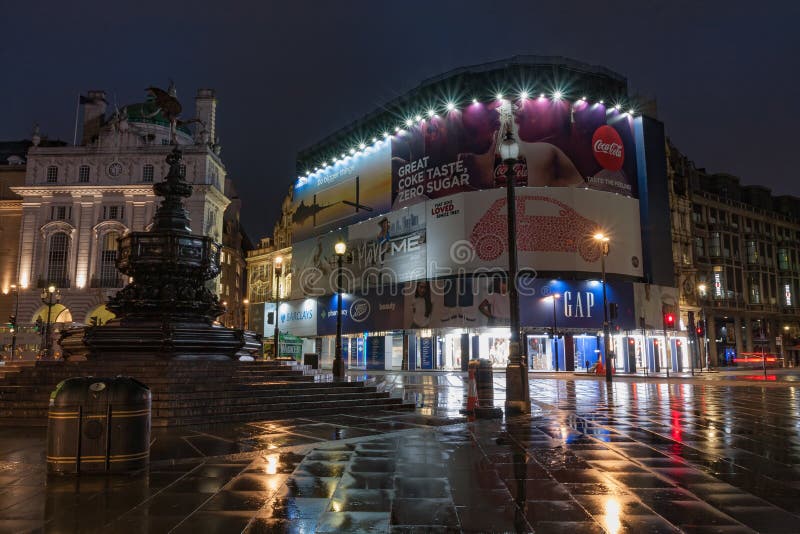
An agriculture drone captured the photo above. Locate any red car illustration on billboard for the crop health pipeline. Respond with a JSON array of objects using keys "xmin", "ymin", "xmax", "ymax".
[{"xmin": 470, "ymin": 195, "xmax": 601, "ymax": 262}]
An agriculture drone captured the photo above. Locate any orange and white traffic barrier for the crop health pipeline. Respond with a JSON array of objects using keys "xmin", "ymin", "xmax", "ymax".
[{"xmin": 463, "ymin": 366, "xmax": 478, "ymax": 414}]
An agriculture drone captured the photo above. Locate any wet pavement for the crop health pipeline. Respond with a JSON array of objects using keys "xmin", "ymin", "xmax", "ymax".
[{"xmin": 2, "ymin": 371, "xmax": 800, "ymax": 532}]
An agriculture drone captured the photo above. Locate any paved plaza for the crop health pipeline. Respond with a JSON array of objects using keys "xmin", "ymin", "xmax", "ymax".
[{"xmin": 1, "ymin": 371, "xmax": 800, "ymax": 532}]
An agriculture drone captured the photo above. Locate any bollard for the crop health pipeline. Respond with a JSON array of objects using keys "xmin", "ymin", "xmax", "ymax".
[{"xmin": 474, "ymin": 358, "xmax": 503, "ymax": 418}]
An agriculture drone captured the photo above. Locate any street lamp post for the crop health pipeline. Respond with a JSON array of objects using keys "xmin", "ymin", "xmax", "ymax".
[
  {"xmin": 550, "ymin": 294, "xmax": 560, "ymax": 372},
  {"xmin": 698, "ymin": 283, "xmax": 709, "ymax": 371},
  {"xmin": 783, "ymin": 325, "xmax": 789, "ymax": 367},
  {"xmin": 500, "ymin": 128, "xmax": 530, "ymax": 415},
  {"xmin": 39, "ymin": 285, "xmax": 61, "ymax": 359},
  {"xmin": 273, "ymin": 256, "xmax": 283, "ymax": 359},
  {"xmin": 332, "ymin": 241, "xmax": 347, "ymax": 381},
  {"xmin": 9, "ymin": 284, "xmax": 20, "ymax": 360},
  {"xmin": 594, "ymin": 233, "xmax": 612, "ymax": 383},
  {"xmin": 243, "ymin": 298, "xmax": 249, "ymax": 330}
]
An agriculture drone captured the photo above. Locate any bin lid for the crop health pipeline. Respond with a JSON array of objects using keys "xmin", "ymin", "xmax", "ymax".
[{"xmin": 50, "ymin": 376, "xmax": 150, "ymax": 408}]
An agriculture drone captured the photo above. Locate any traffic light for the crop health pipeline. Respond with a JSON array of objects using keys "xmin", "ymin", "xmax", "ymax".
[
  {"xmin": 663, "ymin": 312, "xmax": 676, "ymax": 330},
  {"xmin": 696, "ymin": 320, "xmax": 705, "ymax": 336},
  {"xmin": 609, "ymin": 302, "xmax": 619, "ymax": 322},
  {"xmin": 34, "ymin": 317, "xmax": 43, "ymax": 332},
  {"xmin": 6, "ymin": 315, "xmax": 15, "ymax": 333}
]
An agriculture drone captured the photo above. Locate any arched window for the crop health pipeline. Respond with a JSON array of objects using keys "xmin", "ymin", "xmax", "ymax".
[
  {"xmin": 99, "ymin": 232, "xmax": 120, "ymax": 287},
  {"xmin": 47, "ymin": 233, "xmax": 69, "ymax": 286}
]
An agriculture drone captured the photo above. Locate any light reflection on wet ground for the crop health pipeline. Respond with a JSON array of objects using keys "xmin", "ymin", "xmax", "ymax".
[{"xmin": 1, "ymin": 371, "xmax": 800, "ymax": 532}]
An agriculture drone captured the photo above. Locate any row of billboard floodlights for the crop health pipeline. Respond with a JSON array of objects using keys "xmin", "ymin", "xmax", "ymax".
[{"xmin": 297, "ymin": 91, "xmax": 638, "ymax": 184}]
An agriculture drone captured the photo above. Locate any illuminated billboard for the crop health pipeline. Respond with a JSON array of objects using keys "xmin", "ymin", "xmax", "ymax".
[
  {"xmin": 292, "ymin": 142, "xmax": 392, "ymax": 242},
  {"xmin": 291, "ymin": 186, "xmax": 642, "ymax": 299},
  {"xmin": 426, "ymin": 187, "xmax": 643, "ymax": 278},
  {"xmin": 292, "ymin": 99, "xmax": 638, "ymax": 241},
  {"xmin": 391, "ymin": 98, "xmax": 638, "ymax": 209}
]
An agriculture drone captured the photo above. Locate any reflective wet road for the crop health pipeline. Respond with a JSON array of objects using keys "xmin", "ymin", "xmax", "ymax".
[{"xmin": 1, "ymin": 371, "xmax": 800, "ymax": 532}]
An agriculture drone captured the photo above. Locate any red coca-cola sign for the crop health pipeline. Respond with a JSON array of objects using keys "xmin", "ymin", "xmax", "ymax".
[{"xmin": 592, "ymin": 125, "xmax": 624, "ymax": 171}]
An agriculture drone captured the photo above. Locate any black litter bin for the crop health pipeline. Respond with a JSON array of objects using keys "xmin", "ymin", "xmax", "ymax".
[
  {"xmin": 47, "ymin": 376, "xmax": 151, "ymax": 474},
  {"xmin": 303, "ymin": 353, "xmax": 319, "ymax": 370}
]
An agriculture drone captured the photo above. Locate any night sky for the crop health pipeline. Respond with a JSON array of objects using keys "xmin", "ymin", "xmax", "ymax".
[{"xmin": 2, "ymin": 1, "xmax": 797, "ymax": 240}]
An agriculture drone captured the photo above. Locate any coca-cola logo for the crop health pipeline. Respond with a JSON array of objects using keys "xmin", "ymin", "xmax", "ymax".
[
  {"xmin": 493, "ymin": 161, "xmax": 528, "ymax": 184},
  {"xmin": 592, "ymin": 126, "xmax": 624, "ymax": 171}
]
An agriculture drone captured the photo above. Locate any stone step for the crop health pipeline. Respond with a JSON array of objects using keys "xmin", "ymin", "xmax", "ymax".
[
  {"xmin": 0, "ymin": 360, "xmax": 416, "ymax": 427},
  {"xmin": 160, "ymin": 401, "xmax": 413, "ymax": 427},
  {"xmin": 0, "ymin": 396, "xmax": 409, "ymax": 424},
  {"xmin": 152, "ymin": 393, "xmax": 395, "ymax": 414},
  {"xmin": 0, "ymin": 372, "xmax": 317, "ymax": 387},
  {"xmin": 0, "ymin": 382, "xmax": 366, "ymax": 403},
  {"xmin": 1, "ymin": 386, "xmax": 382, "ymax": 407},
  {"xmin": 0, "ymin": 380, "xmax": 366, "ymax": 401}
]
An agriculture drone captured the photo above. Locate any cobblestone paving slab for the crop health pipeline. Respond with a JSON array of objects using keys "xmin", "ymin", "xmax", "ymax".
[{"xmin": 1, "ymin": 373, "xmax": 800, "ymax": 532}]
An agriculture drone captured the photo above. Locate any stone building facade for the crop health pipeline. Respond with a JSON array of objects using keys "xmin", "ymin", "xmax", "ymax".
[
  {"xmin": 6, "ymin": 87, "xmax": 243, "ymax": 358},
  {"xmin": 245, "ymin": 189, "xmax": 293, "ymax": 355},
  {"xmin": 668, "ymin": 140, "xmax": 800, "ymax": 366}
]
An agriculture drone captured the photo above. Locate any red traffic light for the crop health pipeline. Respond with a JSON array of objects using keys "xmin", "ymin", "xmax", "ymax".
[{"xmin": 664, "ymin": 313, "xmax": 675, "ymax": 327}]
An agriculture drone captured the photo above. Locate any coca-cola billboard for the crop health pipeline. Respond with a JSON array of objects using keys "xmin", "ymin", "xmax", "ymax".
[
  {"xmin": 391, "ymin": 99, "xmax": 638, "ymax": 209},
  {"xmin": 292, "ymin": 99, "xmax": 639, "ymax": 242}
]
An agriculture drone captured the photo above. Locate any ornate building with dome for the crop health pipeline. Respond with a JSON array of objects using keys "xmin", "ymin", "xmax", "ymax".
[{"xmin": 4, "ymin": 86, "xmax": 244, "ymax": 358}]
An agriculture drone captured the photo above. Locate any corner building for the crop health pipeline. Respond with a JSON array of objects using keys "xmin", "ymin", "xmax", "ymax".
[
  {"xmin": 667, "ymin": 142, "xmax": 800, "ymax": 367},
  {"xmin": 7, "ymin": 87, "xmax": 242, "ymax": 358},
  {"xmin": 267, "ymin": 57, "xmax": 687, "ymax": 372}
]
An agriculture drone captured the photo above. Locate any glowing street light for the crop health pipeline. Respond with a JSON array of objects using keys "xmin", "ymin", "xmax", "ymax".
[
  {"xmin": 273, "ymin": 256, "xmax": 283, "ymax": 359},
  {"xmin": 333, "ymin": 241, "xmax": 347, "ymax": 380},
  {"xmin": 39, "ymin": 284, "xmax": 61, "ymax": 359},
  {"xmin": 593, "ymin": 233, "xmax": 612, "ymax": 383},
  {"xmin": 501, "ymin": 127, "xmax": 530, "ymax": 414}
]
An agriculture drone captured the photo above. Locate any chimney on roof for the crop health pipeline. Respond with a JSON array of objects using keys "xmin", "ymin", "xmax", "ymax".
[
  {"xmin": 81, "ymin": 91, "xmax": 107, "ymax": 145},
  {"xmin": 194, "ymin": 89, "xmax": 217, "ymax": 145}
]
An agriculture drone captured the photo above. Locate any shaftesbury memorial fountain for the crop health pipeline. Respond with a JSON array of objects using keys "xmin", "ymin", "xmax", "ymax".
[{"xmin": 60, "ymin": 89, "xmax": 259, "ymax": 360}]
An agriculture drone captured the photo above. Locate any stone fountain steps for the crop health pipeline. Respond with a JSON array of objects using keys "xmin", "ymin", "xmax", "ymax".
[
  {"xmin": 157, "ymin": 400, "xmax": 410, "ymax": 427},
  {"xmin": 0, "ymin": 383, "xmax": 382, "ymax": 405},
  {"xmin": 1, "ymin": 389, "xmax": 399, "ymax": 419},
  {"xmin": 0, "ymin": 360, "xmax": 413, "ymax": 427}
]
